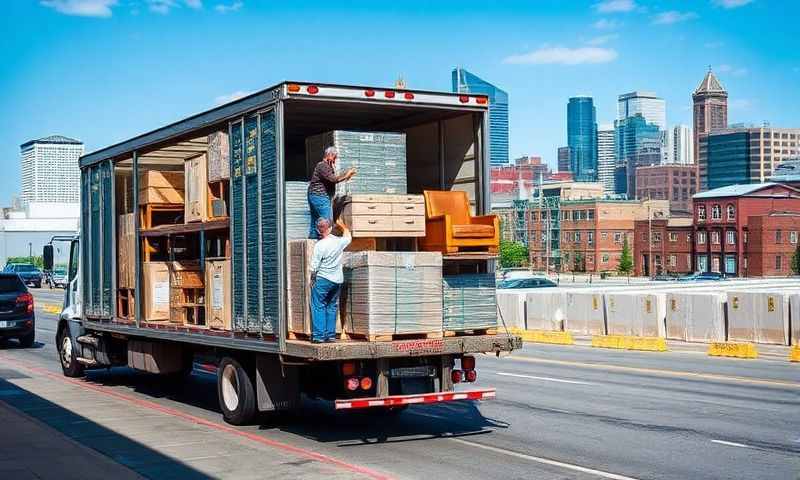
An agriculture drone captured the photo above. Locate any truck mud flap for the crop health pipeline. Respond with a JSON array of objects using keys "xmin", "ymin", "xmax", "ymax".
[{"xmin": 334, "ymin": 388, "xmax": 496, "ymax": 409}]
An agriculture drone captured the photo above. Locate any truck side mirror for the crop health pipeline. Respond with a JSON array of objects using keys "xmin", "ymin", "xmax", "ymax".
[{"xmin": 42, "ymin": 244, "xmax": 54, "ymax": 271}]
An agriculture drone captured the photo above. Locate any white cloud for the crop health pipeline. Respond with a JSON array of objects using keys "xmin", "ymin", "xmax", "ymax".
[
  {"xmin": 146, "ymin": 0, "xmax": 200, "ymax": 14},
  {"xmin": 586, "ymin": 34, "xmax": 619, "ymax": 46},
  {"xmin": 40, "ymin": 0, "xmax": 117, "ymax": 17},
  {"xmin": 716, "ymin": 64, "xmax": 748, "ymax": 76},
  {"xmin": 185, "ymin": 0, "xmax": 202, "ymax": 8},
  {"xmin": 593, "ymin": 18, "xmax": 622, "ymax": 30},
  {"xmin": 713, "ymin": 0, "xmax": 754, "ymax": 8},
  {"xmin": 594, "ymin": 0, "xmax": 636, "ymax": 13},
  {"xmin": 214, "ymin": 90, "xmax": 253, "ymax": 105},
  {"xmin": 504, "ymin": 46, "xmax": 618, "ymax": 66},
  {"xmin": 215, "ymin": 1, "xmax": 242, "ymax": 13},
  {"xmin": 652, "ymin": 11, "xmax": 698, "ymax": 25}
]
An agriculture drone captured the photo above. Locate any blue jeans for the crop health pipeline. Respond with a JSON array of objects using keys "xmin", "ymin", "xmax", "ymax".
[
  {"xmin": 311, "ymin": 277, "xmax": 340, "ymax": 342},
  {"xmin": 308, "ymin": 193, "xmax": 332, "ymax": 239}
]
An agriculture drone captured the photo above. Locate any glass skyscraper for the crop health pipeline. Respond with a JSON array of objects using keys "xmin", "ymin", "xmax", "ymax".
[
  {"xmin": 597, "ymin": 129, "xmax": 616, "ymax": 193},
  {"xmin": 452, "ymin": 68, "xmax": 509, "ymax": 166},
  {"xmin": 614, "ymin": 114, "xmax": 662, "ymax": 196},
  {"xmin": 567, "ymin": 96, "xmax": 598, "ymax": 182},
  {"xmin": 618, "ymin": 91, "xmax": 667, "ymax": 164}
]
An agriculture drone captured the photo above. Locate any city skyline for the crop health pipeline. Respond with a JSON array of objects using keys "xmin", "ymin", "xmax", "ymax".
[{"xmin": 0, "ymin": 1, "xmax": 798, "ymax": 201}]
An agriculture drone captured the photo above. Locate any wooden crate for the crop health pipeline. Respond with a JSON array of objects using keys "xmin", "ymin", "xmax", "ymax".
[
  {"xmin": 117, "ymin": 288, "xmax": 135, "ymax": 320},
  {"xmin": 142, "ymin": 262, "xmax": 170, "ymax": 321},
  {"xmin": 286, "ymin": 241, "xmax": 343, "ymax": 338},
  {"xmin": 169, "ymin": 261, "xmax": 205, "ymax": 326},
  {"xmin": 139, "ymin": 170, "xmax": 184, "ymax": 205},
  {"xmin": 185, "ymin": 154, "xmax": 209, "ymax": 223},
  {"xmin": 207, "ymin": 131, "xmax": 230, "ymax": 182},
  {"xmin": 205, "ymin": 259, "xmax": 231, "ymax": 330},
  {"xmin": 118, "ymin": 213, "xmax": 136, "ymax": 289}
]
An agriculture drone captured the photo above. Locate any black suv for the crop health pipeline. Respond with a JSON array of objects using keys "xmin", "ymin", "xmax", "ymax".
[{"xmin": 0, "ymin": 273, "xmax": 35, "ymax": 347}]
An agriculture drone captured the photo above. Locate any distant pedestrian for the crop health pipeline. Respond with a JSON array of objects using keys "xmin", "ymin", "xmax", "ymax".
[
  {"xmin": 307, "ymin": 146, "xmax": 356, "ymax": 239},
  {"xmin": 309, "ymin": 218, "xmax": 352, "ymax": 343}
]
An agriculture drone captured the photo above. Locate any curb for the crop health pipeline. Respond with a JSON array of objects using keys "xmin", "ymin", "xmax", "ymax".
[
  {"xmin": 591, "ymin": 335, "xmax": 667, "ymax": 352},
  {"xmin": 707, "ymin": 342, "xmax": 758, "ymax": 359},
  {"xmin": 509, "ymin": 328, "xmax": 574, "ymax": 345}
]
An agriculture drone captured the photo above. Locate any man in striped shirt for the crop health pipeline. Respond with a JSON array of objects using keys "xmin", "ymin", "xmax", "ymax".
[{"xmin": 307, "ymin": 146, "xmax": 356, "ymax": 239}]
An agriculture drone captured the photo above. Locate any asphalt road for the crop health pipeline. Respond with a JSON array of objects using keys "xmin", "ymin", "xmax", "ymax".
[{"xmin": 1, "ymin": 288, "xmax": 798, "ymax": 480}]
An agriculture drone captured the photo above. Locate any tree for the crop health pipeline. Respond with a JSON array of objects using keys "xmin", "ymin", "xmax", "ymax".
[
  {"xmin": 7, "ymin": 256, "xmax": 43, "ymax": 269},
  {"xmin": 617, "ymin": 238, "xmax": 633, "ymax": 275},
  {"xmin": 499, "ymin": 241, "xmax": 528, "ymax": 269},
  {"xmin": 792, "ymin": 243, "xmax": 800, "ymax": 275},
  {"xmin": 574, "ymin": 252, "xmax": 585, "ymax": 273}
]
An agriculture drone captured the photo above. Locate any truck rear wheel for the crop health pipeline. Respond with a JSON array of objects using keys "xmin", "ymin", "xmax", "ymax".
[{"xmin": 217, "ymin": 357, "xmax": 256, "ymax": 425}]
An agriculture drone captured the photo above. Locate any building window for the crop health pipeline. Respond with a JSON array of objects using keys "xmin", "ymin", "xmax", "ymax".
[
  {"xmin": 697, "ymin": 232, "xmax": 707, "ymax": 244},
  {"xmin": 587, "ymin": 210, "xmax": 595, "ymax": 220},
  {"xmin": 614, "ymin": 232, "xmax": 623, "ymax": 244},
  {"xmin": 575, "ymin": 231, "xmax": 581, "ymax": 243},
  {"xmin": 687, "ymin": 233, "xmax": 692, "ymax": 242},
  {"xmin": 669, "ymin": 255, "xmax": 677, "ymax": 267},
  {"xmin": 743, "ymin": 231, "xmax": 748, "ymax": 243},
  {"xmin": 575, "ymin": 210, "xmax": 583, "ymax": 221},
  {"xmin": 743, "ymin": 256, "xmax": 748, "ymax": 270},
  {"xmin": 711, "ymin": 204, "xmax": 721, "ymax": 220},
  {"xmin": 563, "ymin": 211, "xmax": 570, "ymax": 221},
  {"xmin": 791, "ymin": 231, "xmax": 798, "ymax": 244},
  {"xmin": 711, "ymin": 231, "xmax": 720, "ymax": 244},
  {"xmin": 726, "ymin": 231, "xmax": 736, "ymax": 245},
  {"xmin": 776, "ymin": 229, "xmax": 782, "ymax": 243},
  {"xmin": 601, "ymin": 231, "xmax": 608, "ymax": 240},
  {"xmin": 602, "ymin": 253, "xmax": 609, "ymax": 263},
  {"xmin": 652, "ymin": 232, "xmax": 662, "ymax": 243},
  {"xmin": 775, "ymin": 255, "xmax": 782, "ymax": 270},
  {"xmin": 669, "ymin": 232, "xmax": 678, "ymax": 242},
  {"xmin": 697, "ymin": 205, "xmax": 706, "ymax": 221},
  {"xmin": 641, "ymin": 232, "xmax": 648, "ymax": 241},
  {"xmin": 588, "ymin": 232, "xmax": 594, "ymax": 245},
  {"xmin": 726, "ymin": 204, "xmax": 735, "ymax": 221},
  {"xmin": 587, "ymin": 255, "xmax": 594, "ymax": 263},
  {"xmin": 687, "ymin": 254, "xmax": 692, "ymax": 269}
]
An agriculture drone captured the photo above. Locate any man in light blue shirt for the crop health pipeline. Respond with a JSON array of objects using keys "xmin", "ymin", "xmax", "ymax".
[{"xmin": 309, "ymin": 217, "xmax": 352, "ymax": 343}]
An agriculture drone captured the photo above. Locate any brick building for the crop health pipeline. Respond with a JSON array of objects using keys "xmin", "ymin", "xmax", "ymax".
[
  {"xmin": 635, "ymin": 164, "xmax": 699, "ymax": 214},
  {"xmin": 692, "ymin": 182, "xmax": 800, "ymax": 276},
  {"xmin": 528, "ymin": 198, "xmax": 669, "ymax": 273},
  {"xmin": 633, "ymin": 216, "xmax": 694, "ymax": 276}
]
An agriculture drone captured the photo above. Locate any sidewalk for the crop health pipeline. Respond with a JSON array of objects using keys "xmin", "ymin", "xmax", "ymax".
[{"xmin": 0, "ymin": 400, "xmax": 143, "ymax": 480}]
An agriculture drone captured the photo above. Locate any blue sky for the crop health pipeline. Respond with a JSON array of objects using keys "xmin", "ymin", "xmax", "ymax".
[{"xmin": 1, "ymin": 0, "xmax": 798, "ymax": 202}]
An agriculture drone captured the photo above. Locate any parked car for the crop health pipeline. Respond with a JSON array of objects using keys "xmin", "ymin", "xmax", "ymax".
[
  {"xmin": 497, "ymin": 277, "xmax": 558, "ymax": 289},
  {"xmin": 3, "ymin": 264, "xmax": 42, "ymax": 288},
  {"xmin": 47, "ymin": 267, "xmax": 67, "ymax": 289},
  {"xmin": 0, "ymin": 273, "xmax": 35, "ymax": 347},
  {"xmin": 677, "ymin": 272, "xmax": 727, "ymax": 282}
]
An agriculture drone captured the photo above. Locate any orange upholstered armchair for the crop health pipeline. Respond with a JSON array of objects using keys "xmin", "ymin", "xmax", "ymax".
[{"xmin": 419, "ymin": 190, "xmax": 500, "ymax": 254}]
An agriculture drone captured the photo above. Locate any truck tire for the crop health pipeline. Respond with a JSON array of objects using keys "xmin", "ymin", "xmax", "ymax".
[
  {"xmin": 217, "ymin": 357, "xmax": 256, "ymax": 425},
  {"xmin": 58, "ymin": 330, "xmax": 85, "ymax": 378},
  {"xmin": 18, "ymin": 331, "xmax": 35, "ymax": 348}
]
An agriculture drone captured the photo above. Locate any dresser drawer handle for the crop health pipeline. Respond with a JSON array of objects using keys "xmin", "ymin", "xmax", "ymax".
[{"xmin": 368, "ymin": 220, "xmax": 378, "ymax": 225}]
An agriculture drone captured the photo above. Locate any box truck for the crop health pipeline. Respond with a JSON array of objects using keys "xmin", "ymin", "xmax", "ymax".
[{"xmin": 45, "ymin": 81, "xmax": 521, "ymax": 425}]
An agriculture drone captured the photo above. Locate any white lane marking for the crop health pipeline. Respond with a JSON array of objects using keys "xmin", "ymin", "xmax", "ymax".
[
  {"xmin": 710, "ymin": 439, "xmax": 753, "ymax": 449},
  {"xmin": 494, "ymin": 371, "xmax": 596, "ymax": 386},
  {"xmin": 450, "ymin": 438, "xmax": 641, "ymax": 480}
]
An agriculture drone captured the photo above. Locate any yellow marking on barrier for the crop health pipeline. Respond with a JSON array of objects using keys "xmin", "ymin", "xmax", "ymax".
[
  {"xmin": 790, "ymin": 345, "xmax": 800, "ymax": 363},
  {"xmin": 708, "ymin": 342, "xmax": 758, "ymax": 359},
  {"xmin": 509, "ymin": 328, "xmax": 574, "ymax": 345},
  {"xmin": 591, "ymin": 335, "xmax": 667, "ymax": 352}
]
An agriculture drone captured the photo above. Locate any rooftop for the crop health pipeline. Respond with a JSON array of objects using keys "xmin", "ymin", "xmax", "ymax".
[
  {"xmin": 693, "ymin": 69, "xmax": 727, "ymax": 96},
  {"xmin": 20, "ymin": 135, "xmax": 82, "ymax": 149},
  {"xmin": 692, "ymin": 182, "xmax": 800, "ymax": 199}
]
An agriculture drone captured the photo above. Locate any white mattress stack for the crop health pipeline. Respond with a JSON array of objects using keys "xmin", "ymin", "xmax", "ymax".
[{"xmin": 286, "ymin": 181, "xmax": 311, "ymax": 240}]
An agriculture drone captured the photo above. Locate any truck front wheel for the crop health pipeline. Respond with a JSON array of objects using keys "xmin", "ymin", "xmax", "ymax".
[
  {"xmin": 58, "ymin": 330, "xmax": 84, "ymax": 378},
  {"xmin": 217, "ymin": 357, "xmax": 256, "ymax": 425}
]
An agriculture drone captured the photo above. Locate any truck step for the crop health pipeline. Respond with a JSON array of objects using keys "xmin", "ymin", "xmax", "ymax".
[
  {"xmin": 76, "ymin": 335, "xmax": 100, "ymax": 347},
  {"xmin": 76, "ymin": 356, "xmax": 98, "ymax": 366}
]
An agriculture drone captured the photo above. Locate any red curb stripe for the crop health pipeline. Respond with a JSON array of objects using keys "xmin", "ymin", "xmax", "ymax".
[{"xmin": 1, "ymin": 356, "xmax": 393, "ymax": 480}]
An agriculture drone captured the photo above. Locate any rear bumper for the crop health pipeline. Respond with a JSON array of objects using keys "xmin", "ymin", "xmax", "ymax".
[
  {"xmin": 334, "ymin": 388, "xmax": 496, "ymax": 410},
  {"xmin": 0, "ymin": 318, "xmax": 34, "ymax": 338}
]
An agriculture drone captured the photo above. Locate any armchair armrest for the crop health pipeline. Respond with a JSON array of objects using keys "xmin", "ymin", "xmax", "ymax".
[
  {"xmin": 426, "ymin": 214, "xmax": 449, "ymax": 223},
  {"xmin": 470, "ymin": 214, "xmax": 498, "ymax": 226}
]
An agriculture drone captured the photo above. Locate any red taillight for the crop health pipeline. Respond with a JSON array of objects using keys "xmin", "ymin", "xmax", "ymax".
[
  {"xmin": 360, "ymin": 377, "xmax": 373, "ymax": 390},
  {"xmin": 287, "ymin": 83, "xmax": 301, "ymax": 93},
  {"xmin": 458, "ymin": 95, "xmax": 469, "ymax": 103},
  {"xmin": 476, "ymin": 96, "xmax": 488, "ymax": 105},
  {"xmin": 465, "ymin": 370, "xmax": 477, "ymax": 383},
  {"xmin": 16, "ymin": 293, "xmax": 33, "ymax": 313},
  {"xmin": 461, "ymin": 356, "xmax": 475, "ymax": 371},
  {"xmin": 341, "ymin": 361, "xmax": 356, "ymax": 376},
  {"xmin": 345, "ymin": 377, "xmax": 360, "ymax": 391},
  {"xmin": 364, "ymin": 89, "xmax": 375, "ymax": 97},
  {"xmin": 403, "ymin": 92, "xmax": 414, "ymax": 100},
  {"xmin": 306, "ymin": 85, "xmax": 319, "ymax": 94},
  {"xmin": 384, "ymin": 91, "xmax": 396, "ymax": 98},
  {"xmin": 451, "ymin": 369, "xmax": 463, "ymax": 384}
]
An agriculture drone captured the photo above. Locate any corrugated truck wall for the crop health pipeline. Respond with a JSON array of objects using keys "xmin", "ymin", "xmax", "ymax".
[
  {"xmin": 230, "ymin": 120, "xmax": 245, "ymax": 330},
  {"xmin": 259, "ymin": 109, "xmax": 279, "ymax": 334},
  {"xmin": 244, "ymin": 115, "xmax": 260, "ymax": 331}
]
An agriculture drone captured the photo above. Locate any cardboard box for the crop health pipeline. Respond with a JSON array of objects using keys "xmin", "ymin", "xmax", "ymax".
[
  {"xmin": 138, "ymin": 170, "xmax": 184, "ymax": 205},
  {"xmin": 287, "ymin": 240, "xmax": 343, "ymax": 337},
  {"xmin": 142, "ymin": 262, "xmax": 170, "ymax": 321},
  {"xmin": 185, "ymin": 154, "xmax": 208, "ymax": 223},
  {"xmin": 205, "ymin": 259, "xmax": 231, "ymax": 330},
  {"xmin": 340, "ymin": 251, "xmax": 443, "ymax": 336},
  {"xmin": 117, "ymin": 213, "xmax": 136, "ymax": 289},
  {"xmin": 207, "ymin": 131, "xmax": 230, "ymax": 182}
]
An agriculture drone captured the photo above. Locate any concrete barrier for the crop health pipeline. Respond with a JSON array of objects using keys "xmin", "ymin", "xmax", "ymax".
[
  {"xmin": 708, "ymin": 342, "xmax": 758, "ymax": 359},
  {"xmin": 605, "ymin": 291, "xmax": 666, "ymax": 337},
  {"xmin": 790, "ymin": 293, "xmax": 800, "ymax": 347},
  {"xmin": 665, "ymin": 292, "xmax": 726, "ymax": 343},
  {"xmin": 496, "ymin": 292, "xmax": 525, "ymax": 330},
  {"xmin": 564, "ymin": 291, "xmax": 606, "ymax": 336},
  {"xmin": 726, "ymin": 290, "xmax": 797, "ymax": 345},
  {"xmin": 525, "ymin": 290, "xmax": 568, "ymax": 331}
]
